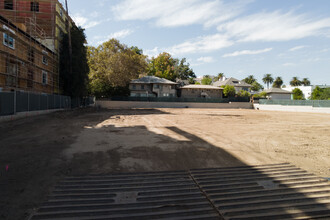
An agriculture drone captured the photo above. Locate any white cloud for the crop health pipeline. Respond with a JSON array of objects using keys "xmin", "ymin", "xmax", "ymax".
[
  {"xmin": 197, "ymin": 56, "xmax": 215, "ymax": 63},
  {"xmin": 72, "ymin": 13, "xmax": 100, "ymax": 29},
  {"xmin": 144, "ymin": 47, "xmax": 161, "ymax": 58},
  {"xmin": 94, "ymin": 29, "xmax": 134, "ymax": 45},
  {"xmin": 112, "ymin": 0, "xmax": 249, "ymax": 28},
  {"xmin": 167, "ymin": 34, "xmax": 233, "ymax": 55},
  {"xmin": 283, "ymin": 63, "xmax": 295, "ymax": 66},
  {"xmin": 191, "ymin": 56, "xmax": 216, "ymax": 67},
  {"xmin": 223, "ymin": 48, "xmax": 272, "ymax": 57},
  {"xmin": 108, "ymin": 29, "xmax": 134, "ymax": 39},
  {"xmin": 289, "ymin": 45, "xmax": 307, "ymax": 51},
  {"xmin": 217, "ymin": 11, "xmax": 330, "ymax": 42}
]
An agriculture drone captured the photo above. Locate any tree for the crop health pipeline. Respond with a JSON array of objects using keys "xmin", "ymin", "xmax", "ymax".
[
  {"xmin": 272, "ymin": 77, "xmax": 283, "ymax": 88},
  {"xmin": 243, "ymin": 75, "xmax": 256, "ymax": 84},
  {"xmin": 60, "ymin": 25, "xmax": 89, "ymax": 98},
  {"xmin": 290, "ymin": 77, "xmax": 302, "ymax": 86},
  {"xmin": 262, "ymin": 74, "xmax": 274, "ymax": 89},
  {"xmin": 223, "ymin": 85, "xmax": 236, "ymax": 97},
  {"xmin": 302, "ymin": 78, "xmax": 311, "ymax": 86},
  {"xmin": 251, "ymin": 81, "xmax": 264, "ymax": 92},
  {"xmin": 237, "ymin": 90, "xmax": 251, "ymax": 97},
  {"xmin": 147, "ymin": 53, "xmax": 195, "ymax": 82},
  {"xmin": 201, "ymin": 75, "xmax": 212, "ymax": 85},
  {"xmin": 311, "ymin": 86, "xmax": 323, "ymax": 100},
  {"xmin": 88, "ymin": 39, "xmax": 148, "ymax": 97},
  {"xmin": 311, "ymin": 87, "xmax": 330, "ymax": 100},
  {"xmin": 242, "ymin": 75, "xmax": 263, "ymax": 92},
  {"xmin": 215, "ymin": 73, "xmax": 225, "ymax": 81},
  {"xmin": 253, "ymin": 91, "xmax": 267, "ymax": 98},
  {"xmin": 130, "ymin": 46, "xmax": 143, "ymax": 55},
  {"xmin": 292, "ymin": 88, "xmax": 304, "ymax": 100},
  {"xmin": 175, "ymin": 58, "xmax": 196, "ymax": 80}
]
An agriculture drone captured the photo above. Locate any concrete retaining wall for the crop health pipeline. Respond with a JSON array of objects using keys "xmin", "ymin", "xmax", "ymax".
[
  {"xmin": 254, "ymin": 104, "xmax": 330, "ymax": 114},
  {"xmin": 96, "ymin": 100, "xmax": 253, "ymax": 109}
]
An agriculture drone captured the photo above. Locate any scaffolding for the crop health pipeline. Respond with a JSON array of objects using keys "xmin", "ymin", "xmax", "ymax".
[{"xmin": 0, "ymin": 0, "xmax": 69, "ymax": 96}]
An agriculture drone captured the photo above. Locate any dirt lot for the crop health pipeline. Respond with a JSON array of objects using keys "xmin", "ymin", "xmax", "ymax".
[{"xmin": 0, "ymin": 107, "xmax": 329, "ymax": 219}]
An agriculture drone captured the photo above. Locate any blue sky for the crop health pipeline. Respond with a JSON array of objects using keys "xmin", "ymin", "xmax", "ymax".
[{"xmin": 64, "ymin": 0, "xmax": 330, "ymax": 85}]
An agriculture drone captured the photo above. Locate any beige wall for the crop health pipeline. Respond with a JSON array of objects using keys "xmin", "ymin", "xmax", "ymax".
[
  {"xmin": 96, "ymin": 100, "xmax": 253, "ymax": 109},
  {"xmin": 268, "ymin": 93, "xmax": 291, "ymax": 100}
]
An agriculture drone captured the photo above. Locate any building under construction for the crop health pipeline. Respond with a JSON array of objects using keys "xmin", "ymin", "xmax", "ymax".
[{"xmin": 0, "ymin": 0, "xmax": 73, "ymax": 94}]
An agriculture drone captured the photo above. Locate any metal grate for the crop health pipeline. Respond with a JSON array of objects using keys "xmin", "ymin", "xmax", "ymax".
[
  {"xmin": 30, "ymin": 163, "xmax": 330, "ymax": 220},
  {"xmin": 191, "ymin": 163, "xmax": 330, "ymax": 220}
]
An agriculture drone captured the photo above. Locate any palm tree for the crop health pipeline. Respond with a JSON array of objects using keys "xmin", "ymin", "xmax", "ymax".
[
  {"xmin": 215, "ymin": 73, "xmax": 225, "ymax": 81},
  {"xmin": 262, "ymin": 74, "xmax": 274, "ymax": 89},
  {"xmin": 290, "ymin": 77, "xmax": 302, "ymax": 86},
  {"xmin": 243, "ymin": 75, "xmax": 256, "ymax": 84},
  {"xmin": 302, "ymin": 78, "xmax": 311, "ymax": 86},
  {"xmin": 272, "ymin": 77, "xmax": 283, "ymax": 88}
]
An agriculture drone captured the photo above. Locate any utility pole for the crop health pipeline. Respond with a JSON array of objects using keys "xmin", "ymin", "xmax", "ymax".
[{"xmin": 65, "ymin": 0, "xmax": 72, "ymax": 77}]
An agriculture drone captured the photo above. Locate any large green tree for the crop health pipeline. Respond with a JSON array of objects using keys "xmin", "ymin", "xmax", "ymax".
[
  {"xmin": 60, "ymin": 25, "xmax": 89, "ymax": 97},
  {"xmin": 147, "ymin": 53, "xmax": 195, "ymax": 81},
  {"xmin": 311, "ymin": 86, "xmax": 330, "ymax": 100},
  {"xmin": 251, "ymin": 81, "xmax": 264, "ymax": 92},
  {"xmin": 201, "ymin": 75, "xmax": 212, "ymax": 85},
  {"xmin": 290, "ymin": 77, "xmax": 302, "ymax": 86},
  {"xmin": 292, "ymin": 88, "xmax": 304, "ymax": 100},
  {"xmin": 272, "ymin": 77, "xmax": 283, "ymax": 88},
  {"xmin": 88, "ymin": 39, "xmax": 148, "ymax": 97},
  {"xmin": 262, "ymin": 74, "xmax": 274, "ymax": 89},
  {"xmin": 223, "ymin": 85, "xmax": 236, "ymax": 97}
]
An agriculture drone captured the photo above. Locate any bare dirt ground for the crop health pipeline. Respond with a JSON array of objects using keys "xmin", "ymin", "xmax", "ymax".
[{"xmin": 0, "ymin": 107, "xmax": 329, "ymax": 219}]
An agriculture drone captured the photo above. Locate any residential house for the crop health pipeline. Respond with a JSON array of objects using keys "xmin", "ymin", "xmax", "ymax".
[
  {"xmin": 263, "ymin": 88, "xmax": 292, "ymax": 100},
  {"xmin": 129, "ymin": 76, "xmax": 177, "ymax": 97},
  {"xmin": 179, "ymin": 85, "xmax": 223, "ymax": 99},
  {"xmin": 213, "ymin": 77, "xmax": 251, "ymax": 93},
  {"xmin": 0, "ymin": 15, "xmax": 56, "ymax": 93}
]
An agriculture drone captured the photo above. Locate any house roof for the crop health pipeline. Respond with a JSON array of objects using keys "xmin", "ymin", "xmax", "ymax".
[
  {"xmin": 213, "ymin": 77, "xmax": 251, "ymax": 87},
  {"xmin": 180, "ymin": 85, "xmax": 223, "ymax": 90},
  {"xmin": 263, "ymin": 88, "xmax": 293, "ymax": 94},
  {"xmin": 130, "ymin": 76, "xmax": 177, "ymax": 84}
]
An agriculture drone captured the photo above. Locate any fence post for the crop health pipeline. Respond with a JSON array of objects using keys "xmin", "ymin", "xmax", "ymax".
[
  {"xmin": 13, "ymin": 90, "xmax": 16, "ymax": 115},
  {"xmin": 28, "ymin": 91, "xmax": 30, "ymax": 112}
]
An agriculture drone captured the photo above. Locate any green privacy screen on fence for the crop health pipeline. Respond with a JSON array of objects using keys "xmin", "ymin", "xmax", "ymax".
[{"xmin": 259, "ymin": 99, "xmax": 330, "ymax": 108}]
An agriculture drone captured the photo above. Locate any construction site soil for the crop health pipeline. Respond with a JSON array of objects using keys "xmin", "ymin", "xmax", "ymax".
[{"xmin": 0, "ymin": 108, "xmax": 329, "ymax": 219}]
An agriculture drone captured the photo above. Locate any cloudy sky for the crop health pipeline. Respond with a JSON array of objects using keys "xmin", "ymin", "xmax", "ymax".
[{"xmin": 64, "ymin": 0, "xmax": 330, "ymax": 85}]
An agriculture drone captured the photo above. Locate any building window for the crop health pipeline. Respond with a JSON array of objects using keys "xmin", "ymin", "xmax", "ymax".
[
  {"xmin": 154, "ymin": 84, "xmax": 159, "ymax": 89},
  {"xmin": 30, "ymin": 2, "xmax": 39, "ymax": 12},
  {"xmin": 27, "ymin": 70, "xmax": 33, "ymax": 88},
  {"xmin": 42, "ymin": 71, "xmax": 47, "ymax": 85},
  {"xmin": 3, "ymin": 33, "xmax": 15, "ymax": 49},
  {"xmin": 60, "ymin": 8, "xmax": 63, "ymax": 17},
  {"xmin": 132, "ymin": 84, "xmax": 136, "ymax": 89},
  {"xmin": 6, "ymin": 60, "xmax": 18, "ymax": 87},
  {"xmin": 42, "ymin": 55, "xmax": 48, "ymax": 65},
  {"xmin": 4, "ymin": 0, "xmax": 13, "ymax": 10},
  {"xmin": 171, "ymin": 85, "xmax": 175, "ymax": 89},
  {"xmin": 141, "ymin": 85, "xmax": 144, "ymax": 89},
  {"xmin": 28, "ymin": 48, "xmax": 34, "ymax": 62}
]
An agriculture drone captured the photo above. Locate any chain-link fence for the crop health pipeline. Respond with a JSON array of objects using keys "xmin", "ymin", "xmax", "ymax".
[
  {"xmin": 103, "ymin": 96, "xmax": 249, "ymax": 103},
  {"xmin": 259, "ymin": 99, "xmax": 330, "ymax": 108}
]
